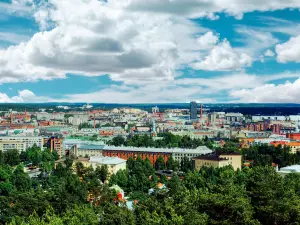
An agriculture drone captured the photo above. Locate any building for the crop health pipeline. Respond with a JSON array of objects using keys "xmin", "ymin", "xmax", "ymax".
[
  {"xmin": 271, "ymin": 142, "xmax": 300, "ymax": 154},
  {"xmin": 193, "ymin": 155, "xmax": 229, "ymax": 170},
  {"xmin": 72, "ymin": 144, "xmax": 104, "ymax": 157},
  {"xmin": 0, "ymin": 140, "xmax": 26, "ymax": 153},
  {"xmin": 278, "ymin": 165, "xmax": 300, "ymax": 176},
  {"xmin": 45, "ymin": 137, "xmax": 63, "ymax": 157},
  {"xmin": 190, "ymin": 101, "xmax": 198, "ymax": 120},
  {"xmin": 0, "ymin": 136, "xmax": 43, "ymax": 150},
  {"xmin": 192, "ymin": 152, "xmax": 242, "ymax": 171},
  {"xmin": 102, "ymin": 145, "xmax": 212, "ymax": 165},
  {"xmin": 219, "ymin": 153, "xmax": 242, "ymax": 170},
  {"xmin": 225, "ymin": 113, "xmax": 244, "ymax": 123},
  {"xmin": 152, "ymin": 106, "xmax": 159, "ymax": 113},
  {"xmin": 208, "ymin": 113, "xmax": 217, "ymax": 125},
  {"xmin": 286, "ymin": 133, "xmax": 300, "ymax": 141},
  {"xmin": 56, "ymin": 156, "xmax": 126, "ymax": 175},
  {"xmin": 252, "ymin": 115, "xmax": 286, "ymax": 122},
  {"xmin": 89, "ymin": 156, "xmax": 126, "ymax": 174}
]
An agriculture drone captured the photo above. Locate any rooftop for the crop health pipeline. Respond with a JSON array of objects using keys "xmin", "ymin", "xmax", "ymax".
[
  {"xmin": 192, "ymin": 154, "xmax": 228, "ymax": 161},
  {"xmin": 103, "ymin": 145, "xmax": 213, "ymax": 154},
  {"xmin": 279, "ymin": 165, "xmax": 300, "ymax": 173},
  {"xmin": 89, "ymin": 156, "xmax": 126, "ymax": 165}
]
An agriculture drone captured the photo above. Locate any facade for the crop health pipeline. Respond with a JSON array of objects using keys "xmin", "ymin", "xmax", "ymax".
[
  {"xmin": 0, "ymin": 136, "xmax": 43, "ymax": 150},
  {"xmin": 190, "ymin": 101, "xmax": 198, "ymax": 120},
  {"xmin": 72, "ymin": 144, "xmax": 104, "ymax": 157},
  {"xmin": 286, "ymin": 133, "xmax": 300, "ymax": 140},
  {"xmin": 271, "ymin": 142, "xmax": 300, "ymax": 154},
  {"xmin": 208, "ymin": 113, "xmax": 217, "ymax": 125},
  {"xmin": 219, "ymin": 153, "xmax": 242, "ymax": 171},
  {"xmin": 287, "ymin": 142, "xmax": 300, "ymax": 154},
  {"xmin": 89, "ymin": 156, "xmax": 126, "ymax": 174},
  {"xmin": 252, "ymin": 115, "xmax": 286, "ymax": 122},
  {"xmin": 45, "ymin": 137, "xmax": 63, "ymax": 157},
  {"xmin": 170, "ymin": 131, "xmax": 216, "ymax": 139},
  {"xmin": 102, "ymin": 145, "xmax": 212, "ymax": 165},
  {"xmin": 0, "ymin": 140, "xmax": 26, "ymax": 153},
  {"xmin": 193, "ymin": 155, "xmax": 229, "ymax": 171},
  {"xmin": 56, "ymin": 156, "xmax": 126, "ymax": 175},
  {"xmin": 225, "ymin": 113, "xmax": 245, "ymax": 123},
  {"xmin": 192, "ymin": 153, "xmax": 242, "ymax": 171}
]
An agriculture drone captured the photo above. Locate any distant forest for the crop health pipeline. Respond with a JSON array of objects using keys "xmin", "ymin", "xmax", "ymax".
[{"xmin": 0, "ymin": 103, "xmax": 300, "ymax": 115}]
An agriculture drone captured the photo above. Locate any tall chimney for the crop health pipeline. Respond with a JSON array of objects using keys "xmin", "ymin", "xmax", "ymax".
[
  {"xmin": 93, "ymin": 112, "xmax": 96, "ymax": 129},
  {"xmin": 200, "ymin": 104, "xmax": 203, "ymax": 119},
  {"xmin": 10, "ymin": 111, "xmax": 12, "ymax": 128}
]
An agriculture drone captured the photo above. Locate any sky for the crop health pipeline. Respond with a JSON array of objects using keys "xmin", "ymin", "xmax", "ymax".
[{"xmin": 1, "ymin": 0, "xmax": 300, "ymax": 103}]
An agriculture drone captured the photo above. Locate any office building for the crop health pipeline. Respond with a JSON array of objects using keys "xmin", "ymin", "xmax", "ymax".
[{"xmin": 190, "ymin": 101, "xmax": 198, "ymax": 120}]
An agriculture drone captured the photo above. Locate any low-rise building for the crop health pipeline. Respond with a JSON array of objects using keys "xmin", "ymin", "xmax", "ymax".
[
  {"xmin": 0, "ymin": 136, "xmax": 43, "ymax": 150},
  {"xmin": 192, "ymin": 152, "xmax": 242, "ymax": 171},
  {"xmin": 0, "ymin": 140, "xmax": 26, "ymax": 152},
  {"xmin": 56, "ymin": 156, "xmax": 126, "ymax": 175},
  {"xmin": 102, "ymin": 145, "xmax": 213, "ymax": 165},
  {"xmin": 278, "ymin": 165, "xmax": 300, "ymax": 176}
]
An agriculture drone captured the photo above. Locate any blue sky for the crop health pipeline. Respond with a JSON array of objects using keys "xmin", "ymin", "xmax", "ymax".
[{"xmin": 1, "ymin": 0, "xmax": 300, "ymax": 103}]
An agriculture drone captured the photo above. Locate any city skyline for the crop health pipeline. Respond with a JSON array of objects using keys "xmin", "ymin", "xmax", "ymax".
[{"xmin": 1, "ymin": 0, "xmax": 300, "ymax": 103}]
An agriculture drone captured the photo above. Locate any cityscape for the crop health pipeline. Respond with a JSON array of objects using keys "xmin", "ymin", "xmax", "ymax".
[{"xmin": 1, "ymin": 0, "xmax": 300, "ymax": 224}]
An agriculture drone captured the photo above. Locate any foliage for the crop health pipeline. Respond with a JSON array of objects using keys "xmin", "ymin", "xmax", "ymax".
[
  {"xmin": 108, "ymin": 132, "xmax": 212, "ymax": 149},
  {"xmin": 1, "ymin": 139, "xmax": 300, "ymax": 225}
]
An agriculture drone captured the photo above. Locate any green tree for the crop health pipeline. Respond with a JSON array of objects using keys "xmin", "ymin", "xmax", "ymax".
[
  {"xmin": 75, "ymin": 162, "xmax": 85, "ymax": 177},
  {"xmin": 180, "ymin": 156, "xmax": 192, "ymax": 172},
  {"xmin": 4, "ymin": 149, "xmax": 20, "ymax": 166},
  {"xmin": 154, "ymin": 155, "xmax": 165, "ymax": 170},
  {"xmin": 12, "ymin": 164, "xmax": 31, "ymax": 192},
  {"xmin": 95, "ymin": 165, "xmax": 109, "ymax": 183},
  {"xmin": 166, "ymin": 156, "xmax": 179, "ymax": 171}
]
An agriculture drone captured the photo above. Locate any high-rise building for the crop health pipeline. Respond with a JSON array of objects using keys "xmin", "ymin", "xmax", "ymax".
[
  {"xmin": 190, "ymin": 101, "xmax": 198, "ymax": 120},
  {"xmin": 208, "ymin": 113, "xmax": 217, "ymax": 125}
]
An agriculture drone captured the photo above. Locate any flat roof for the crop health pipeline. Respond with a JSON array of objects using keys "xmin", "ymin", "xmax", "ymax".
[
  {"xmin": 89, "ymin": 156, "xmax": 126, "ymax": 165},
  {"xmin": 103, "ymin": 145, "xmax": 213, "ymax": 154},
  {"xmin": 78, "ymin": 145, "xmax": 105, "ymax": 150},
  {"xmin": 193, "ymin": 155, "xmax": 228, "ymax": 161},
  {"xmin": 279, "ymin": 165, "xmax": 300, "ymax": 173}
]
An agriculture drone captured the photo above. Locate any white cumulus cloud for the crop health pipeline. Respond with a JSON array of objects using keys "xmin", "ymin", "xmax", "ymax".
[
  {"xmin": 276, "ymin": 35, "xmax": 300, "ymax": 63},
  {"xmin": 191, "ymin": 39, "xmax": 252, "ymax": 71},
  {"xmin": 230, "ymin": 78, "xmax": 300, "ymax": 103},
  {"xmin": 264, "ymin": 49, "xmax": 275, "ymax": 57},
  {"xmin": 0, "ymin": 89, "xmax": 51, "ymax": 103}
]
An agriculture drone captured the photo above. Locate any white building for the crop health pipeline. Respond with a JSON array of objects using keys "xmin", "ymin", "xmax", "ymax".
[
  {"xmin": 278, "ymin": 165, "xmax": 300, "ymax": 176},
  {"xmin": 89, "ymin": 156, "xmax": 126, "ymax": 174},
  {"xmin": 36, "ymin": 112, "xmax": 65, "ymax": 121},
  {"xmin": 252, "ymin": 115, "xmax": 286, "ymax": 122},
  {"xmin": 225, "ymin": 113, "xmax": 245, "ymax": 122},
  {"xmin": 103, "ymin": 145, "xmax": 213, "ymax": 162}
]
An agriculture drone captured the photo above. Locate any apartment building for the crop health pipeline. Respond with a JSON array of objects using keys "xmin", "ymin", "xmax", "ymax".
[
  {"xmin": 0, "ymin": 136, "xmax": 43, "ymax": 150},
  {"xmin": 0, "ymin": 140, "xmax": 26, "ymax": 153}
]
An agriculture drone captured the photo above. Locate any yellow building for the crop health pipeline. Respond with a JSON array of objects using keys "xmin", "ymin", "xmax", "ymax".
[
  {"xmin": 0, "ymin": 140, "xmax": 26, "ymax": 153},
  {"xmin": 193, "ymin": 153, "xmax": 242, "ymax": 171},
  {"xmin": 219, "ymin": 153, "xmax": 242, "ymax": 171}
]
